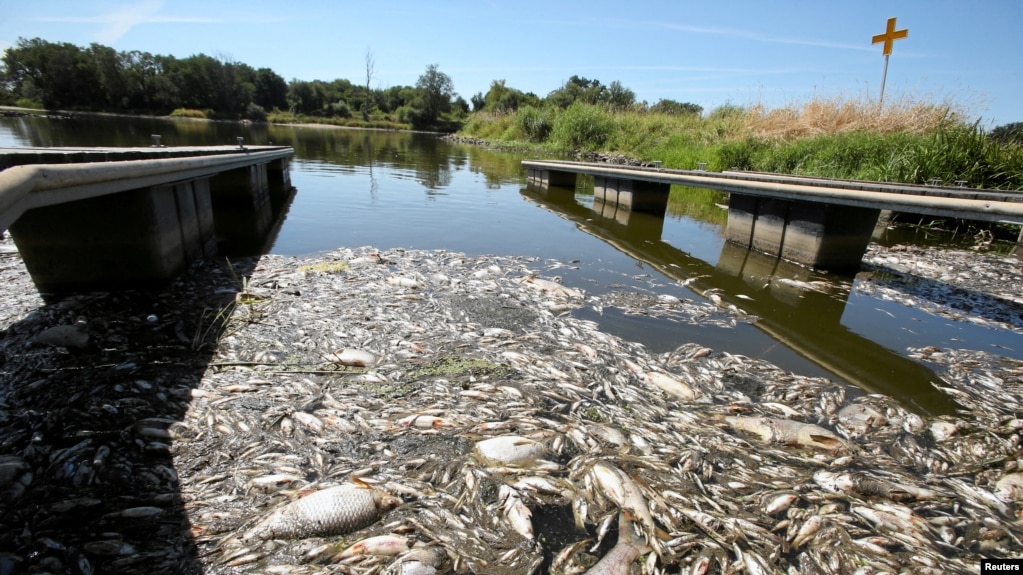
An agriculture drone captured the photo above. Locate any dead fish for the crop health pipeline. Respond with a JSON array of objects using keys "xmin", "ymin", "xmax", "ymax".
[
  {"xmin": 583, "ymin": 513, "xmax": 651, "ymax": 575},
  {"xmin": 384, "ymin": 546, "xmax": 446, "ymax": 575},
  {"xmin": 588, "ymin": 461, "xmax": 660, "ymax": 554},
  {"xmin": 473, "ymin": 435, "xmax": 546, "ymax": 468},
  {"xmin": 245, "ymin": 480, "xmax": 401, "ymax": 540},
  {"xmin": 330, "ymin": 348, "xmax": 379, "ymax": 367},
  {"xmin": 994, "ymin": 473, "xmax": 1023, "ymax": 501},
  {"xmin": 762, "ymin": 491, "xmax": 799, "ymax": 515},
  {"xmin": 813, "ymin": 470, "xmax": 938, "ymax": 501},
  {"xmin": 522, "ymin": 276, "xmax": 583, "ymax": 299},
  {"xmin": 837, "ymin": 403, "xmax": 887, "ymax": 435},
  {"xmin": 723, "ymin": 416, "xmax": 846, "ymax": 451},
  {"xmin": 335, "ymin": 534, "xmax": 413, "ymax": 559},
  {"xmin": 500, "ymin": 485, "xmax": 534, "ymax": 540},
  {"xmin": 644, "ymin": 371, "xmax": 696, "ymax": 401}
]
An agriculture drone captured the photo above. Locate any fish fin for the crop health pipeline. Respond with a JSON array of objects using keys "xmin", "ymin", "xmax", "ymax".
[
  {"xmin": 350, "ymin": 476, "xmax": 372, "ymax": 489},
  {"xmin": 809, "ymin": 434, "xmax": 842, "ymax": 448}
]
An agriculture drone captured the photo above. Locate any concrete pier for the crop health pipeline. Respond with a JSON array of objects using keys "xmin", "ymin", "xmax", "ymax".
[
  {"xmin": 594, "ymin": 176, "xmax": 670, "ymax": 213},
  {"xmin": 523, "ymin": 159, "xmax": 1023, "ymax": 271},
  {"xmin": 724, "ymin": 194, "xmax": 880, "ymax": 270},
  {"xmin": 527, "ymin": 167, "xmax": 576, "ymax": 190},
  {"xmin": 0, "ymin": 146, "xmax": 294, "ymax": 294}
]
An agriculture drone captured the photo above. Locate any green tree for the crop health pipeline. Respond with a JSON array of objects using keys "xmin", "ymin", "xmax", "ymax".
[
  {"xmin": 88, "ymin": 43, "xmax": 131, "ymax": 110},
  {"xmin": 413, "ymin": 64, "xmax": 455, "ymax": 127},
  {"xmin": 990, "ymin": 122, "xmax": 1023, "ymax": 146},
  {"xmin": 470, "ymin": 91, "xmax": 485, "ymax": 112},
  {"xmin": 547, "ymin": 75, "xmax": 606, "ymax": 109},
  {"xmin": 651, "ymin": 98, "xmax": 703, "ymax": 116},
  {"xmin": 606, "ymin": 80, "xmax": 635, "ymax": 110},
  {"xmin": 253, "ymin": 67, "xmax": 287, "ymax": 111},
  {"xmin": 3, "ymin": 38, "xmax": 102, "ymax": 109},
  {"xmin": 287, "ymin": 80, "xmax": 324, "ymax": 114}
]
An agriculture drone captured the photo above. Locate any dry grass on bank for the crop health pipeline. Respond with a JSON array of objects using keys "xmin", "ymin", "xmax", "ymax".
[{"xmin": 742, "ymin": 95, "xmax": 969, "ymax": 140}]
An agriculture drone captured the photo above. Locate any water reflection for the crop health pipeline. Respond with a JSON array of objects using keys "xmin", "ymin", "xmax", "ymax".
[
  {"xmin": 522, "ymin": 184, "xmax": 961, "ymax": 416},
  {"xmin": 4, "ymin": 115, "xmax": 1016, "ymax": 417}
]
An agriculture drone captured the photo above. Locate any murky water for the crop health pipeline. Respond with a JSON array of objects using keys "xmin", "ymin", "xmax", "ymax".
[{"xmin": 2, "ymin": 113, "xmax": 1020, "ymax": 415}]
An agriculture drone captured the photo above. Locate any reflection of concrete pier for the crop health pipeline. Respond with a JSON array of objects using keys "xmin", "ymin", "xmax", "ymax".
[
  {"xmin": 524, "ymin": 160, "xmax": 1023, "ymax": 271},
  {"xmin": 0, "ymin": 145, "xmax": 294, "ymax": 293},
  {"xmin": 523, "ymin": 184, "xmax": 959, "ymax": 416}
]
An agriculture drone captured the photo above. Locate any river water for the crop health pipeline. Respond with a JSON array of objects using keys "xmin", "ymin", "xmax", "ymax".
[{"xmin": 2, "ymin": 113, "xmax": 1020, "ymax": 416}]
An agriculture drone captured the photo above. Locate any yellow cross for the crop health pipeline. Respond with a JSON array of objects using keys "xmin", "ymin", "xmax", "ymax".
[{"xmin": 872, "ymin": 17, "xmax": 908, "ymax": 56}]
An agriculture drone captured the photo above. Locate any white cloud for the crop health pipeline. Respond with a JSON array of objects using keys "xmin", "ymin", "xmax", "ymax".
[{"xmin": 30, "ymin": 1, "xmax": 285, "ymax": 45}]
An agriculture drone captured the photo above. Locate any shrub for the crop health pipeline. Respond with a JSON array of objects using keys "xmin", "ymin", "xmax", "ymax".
[
  {"xmin": 245, "ymin": 103, "xmax": 267, "ymax": 122},
  {"xmin": 170, "ymin": 108, "xmax": 207, "ymax": 119},
  {"xmin": 516, "ymin": 105, "xmax": 553, "ymax": 142},
  {"xmin": 14, "ymin": 98, "xmax": 44, "ymax": 110},
  {"xmin": 715, "ymin": 138, "xmax": 770, "ymax": 171},
  {"xmin": 329, "ymin": 100, "xmax": 352, "ymax": 119},
  {"xmin": 397, "ymin": 105, "xmax": 431, "ymax": 129},
  {"xmin": 550, "ymin": 102, "xmax": 613, "ymax": 149}
]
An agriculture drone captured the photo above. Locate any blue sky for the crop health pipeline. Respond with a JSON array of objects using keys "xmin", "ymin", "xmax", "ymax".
[{"xmin": 2, "ymin": 0, "xmax": 1020, "ymax": 127}]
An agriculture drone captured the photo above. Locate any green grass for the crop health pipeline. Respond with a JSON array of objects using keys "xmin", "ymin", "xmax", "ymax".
[
  {"xmin": 267, "ymin": 109, "xmax": 411, "ymax": 131},
  {"xmin": 458, "ymin": 96, "xmax": 1023, "ymax": 190},
  {"xmin": 169, "ymin": 108, "xmax": 208, "ymax": 119}
]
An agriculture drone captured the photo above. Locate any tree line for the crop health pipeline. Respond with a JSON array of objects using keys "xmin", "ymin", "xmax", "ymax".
[{"xmin": 0, "ymin": 37, "xmax": 708, "ymax": 131}]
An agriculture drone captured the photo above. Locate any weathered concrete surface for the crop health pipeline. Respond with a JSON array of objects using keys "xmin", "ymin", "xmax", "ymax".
[
  {"xmin": 522, "ymin": 160, "xmax": 1023, "ymax": 223},
  {"xmin": 525, "ymin": 159, "xmax": 1023, "ymax": 270},
  {"xmin": 0, "ymin": 146, "xmax": 293, "ymax": 293}
]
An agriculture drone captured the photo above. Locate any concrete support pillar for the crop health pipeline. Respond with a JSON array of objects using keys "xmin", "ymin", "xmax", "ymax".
[
  {"xmin": 594, "ymin": 176, "xmax": 618, "ymax": 205},
  {"xmin": 210, "ymin": 163, "xmax": 273, "ymax": 256},
  {"xmin": 750, "ymin": 198, "xmax": 788, "ymax": 257},
  {"xmin": 9, "ymin": 179, "xmax": 215, "ymax": 293},
  {"xmin": 211, "ymin": 163, "xmax": 270, "ymax": 211},
  {"xmin": 725, "ymin": 193, "xmax": 880, "ymax": 271},
  {"xmin": 527, "ymin": 168, "xmax": 576, "ymax": 190},
  {"xmin": 724, "ymin": 194, "xmax": 757, "ymax": 248},
  {"xmin": 594, "ymin": 176, "xmax": 670, "ymax": 214},
  {"xmin": 784, "ymin": 202, "xmax": 880, "ymax": 270},
  {"xmin": 268, "ymin": 156, "xmax": 292, "ymax": 193}
]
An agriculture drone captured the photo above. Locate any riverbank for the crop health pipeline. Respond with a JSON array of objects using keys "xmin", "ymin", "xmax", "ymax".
[
  {"xmin": 0, "ymin": 233, "xmax": 1021, "ymax": 574},
  {"xmin": 458, "ymin": 101, "xmax": 1023, "ymax": 192}
]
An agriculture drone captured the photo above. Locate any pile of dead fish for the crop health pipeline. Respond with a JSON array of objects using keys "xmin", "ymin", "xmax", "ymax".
[
  {"xmin": 0, "ymin": 243, "xmax": 1021, "ymax": 574},
  {"xmin": 859, "ymin": 244, "xmax": 1023, "ymax": 334}
]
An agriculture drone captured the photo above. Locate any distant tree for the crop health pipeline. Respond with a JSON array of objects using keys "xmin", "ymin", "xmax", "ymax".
[
  {"xmin": 287, "ymin": 80, "xmax": 323, "ymax": 114},
  {"xmin": 253, "ymin": 67, "xmax": 288, "ymax": 111},
  {"xmin": 379, "ymin": 85, "xmax": 416, "ymax": 113},
  {"xmin": 651, "ymin": 98, "xmax": 703, "ymax": 116},
  {"xmin": 452, "ymin": 95, "xmax": 470, "ymax": 116},
  {"xmin": 470, "ymin": 91, "xmax": 485, "ymax": 112},
  {"xmin": 606, "ymin": 80, "xmax": 635, "ymax": 110},
  {"xmin": 990, "ymin": 122, "xmax": 1023, "ymax": 146},
  {"xmin": 482, "ymin": 79, "xmax": 539, "ymax": 113},
  {"xmin": 88, "ymin": 43, "xmax": 131, "ymax": 110},
  {"xmin": 3, "ymin": 38, "xmax": 102, "ymax": 109},
  {"xmin": 546, "ymin": 75, "xmax": 607, "ymax": 109},
  {"xmin": 363, "ymin": 49, "xmax": 375, "ymax": 120},
  {"xmin": 413, "ymin": 64, "xmax": 455, "ymax": 127}
]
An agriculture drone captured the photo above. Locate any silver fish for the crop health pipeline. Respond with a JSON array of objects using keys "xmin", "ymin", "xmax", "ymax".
[
  {"xmin": 245, "ymin": 481, "xmax": 401, "ymax": 540},
  {"xmin": 723, "ymin": 416, "xmax": 846, "ymax": 451},
  {"xmin": 583, "ymin": 513, "xmax": 651, "ymax": 575},
  {"xmin": 473, "ymin": 435, "xmax": 547, "ymax": 468}
]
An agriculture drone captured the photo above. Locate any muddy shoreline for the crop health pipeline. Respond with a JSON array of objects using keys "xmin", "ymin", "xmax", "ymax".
[{"xmin": 1, "ymin": 236, "xmax": 1022, "ymax": 574}]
